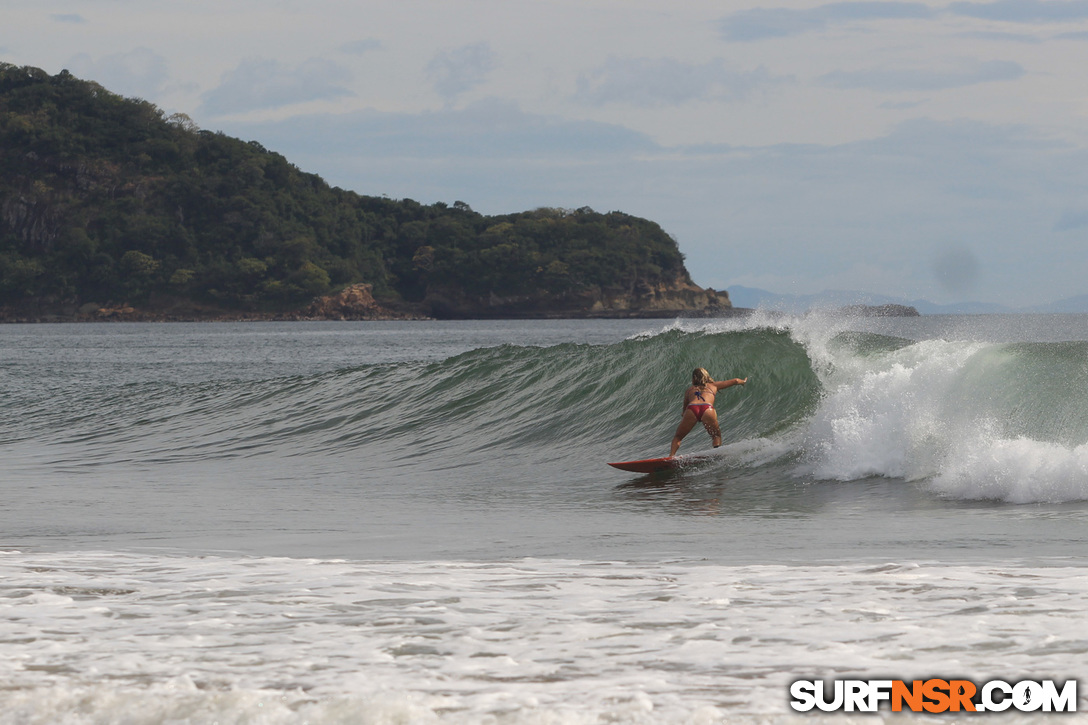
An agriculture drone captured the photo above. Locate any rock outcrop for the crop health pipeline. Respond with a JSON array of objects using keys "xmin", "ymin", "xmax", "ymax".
[
  {"xmin": 422, "ymin": 275, "xmax": 733, "ymax": 319},
  {"xmin": 304, "ymin": 284, "xmax": 423, "ymax": 320}
]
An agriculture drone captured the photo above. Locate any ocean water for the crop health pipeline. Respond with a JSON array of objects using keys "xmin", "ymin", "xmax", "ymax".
[{"xmin": 2, "ymin": 313, "xmax": 1087, "ymax": 723}]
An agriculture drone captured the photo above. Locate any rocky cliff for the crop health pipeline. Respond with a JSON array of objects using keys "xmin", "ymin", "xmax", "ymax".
[
  {"xmin": 304, "ymin": 284, "xmax": 423, "ymax": 320},
  {"xmin": 422, "ymin": 275, "xmax": 731, "ymax": 319}
]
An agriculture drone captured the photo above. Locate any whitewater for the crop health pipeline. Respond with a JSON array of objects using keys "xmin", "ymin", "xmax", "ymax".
[{"xmin": 2, "ymin": 313, "xmax": 1087, "ymax": 723}]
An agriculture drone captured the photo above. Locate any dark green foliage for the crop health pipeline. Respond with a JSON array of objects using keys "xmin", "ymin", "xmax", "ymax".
[{"xmin": 0, "ymin": 64, "xmax": 691, "ymax": 312}]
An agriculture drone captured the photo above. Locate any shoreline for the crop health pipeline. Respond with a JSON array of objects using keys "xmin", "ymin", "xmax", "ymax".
[
  {"xmin": 0, "ymin": 305, "xmax": 951, "ymax": 324},
  {"xmin": 0, "ymin": 295, "xmax": 924, "ymax": 324},
  {"xmin": 0, "ymin": 283, "xmax": 746, "ymax": 323},
  {"xmin": 0, "ymin": 307, "xmax": 757, "ymax": 324}
]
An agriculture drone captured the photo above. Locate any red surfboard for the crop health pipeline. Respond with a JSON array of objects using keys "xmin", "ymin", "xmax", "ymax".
[{"xmin": 607, "ymin": 455, "xmax": 710, "ymax": 473}]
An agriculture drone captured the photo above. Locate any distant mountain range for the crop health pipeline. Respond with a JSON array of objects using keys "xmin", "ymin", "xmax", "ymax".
[{"xmin": 726, "ymin": 286, "xmax": 1088, "ymax": 315}]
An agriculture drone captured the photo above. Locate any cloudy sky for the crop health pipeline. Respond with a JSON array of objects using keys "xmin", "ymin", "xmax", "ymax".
[{"xmin": 6, "ymin": 0, "xmax": 1088, "ymax": 307}]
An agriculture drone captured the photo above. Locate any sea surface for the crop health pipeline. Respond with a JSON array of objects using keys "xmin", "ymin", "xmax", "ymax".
[{"xmin": 2, "ymin": 313, "xmax": 1087, "ymax": 723}]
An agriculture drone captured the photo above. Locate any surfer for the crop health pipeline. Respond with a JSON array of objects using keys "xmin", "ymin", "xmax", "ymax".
[{"xmin": 670, "ymin": 368, "xmax": 747, "ymax": 457}]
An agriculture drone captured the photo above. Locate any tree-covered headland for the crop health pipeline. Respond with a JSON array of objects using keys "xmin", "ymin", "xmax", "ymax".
[{"xmin": 0, "ymin": 64, "xmax": 729, "ymax": 320}]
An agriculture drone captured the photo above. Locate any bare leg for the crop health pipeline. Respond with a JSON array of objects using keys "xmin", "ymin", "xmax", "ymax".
[
  {"xmin": 670, "ymin": 410, "xmax": 698, "ymax": 457},
  {"xmin": 702, "ymin": 409, "xmax": 722, "ymax": 447}
]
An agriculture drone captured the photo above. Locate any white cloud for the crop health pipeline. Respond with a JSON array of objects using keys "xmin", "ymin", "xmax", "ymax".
[
  {"xmin": 574, "ymin": 57, "xmax": 790, "ymax": 107},
  {"xmin": 719, "ymin": 1, "xmax": 935, "ymax": 41},
  {"xmin": 200, "ymin": 57, "xmax": 353, "ymax": 116},
  {"xmin": 820, "ymin": 59, "xmax": 1025, "ymax": 91},
  {"xmin": 340, "ymin": 39, "xmax": 382, "ymax": 55},
  {"xmin": 948, "ymin": 0, "xmax": 1088, "ymax": 23},
  {"xmin": 223, "ymin": 99, "xmax": 656, "ymax": 161},
  {"xmin": 719, "ymin": 0, "xmax": 1088, "ymax": 42},
  {"xmin": 65, "ymin": 47, "xmax": 170, "ymax": 99},
  {"xmin": 956, "ymin": 29, "xmax": 1044, "ymax": 41},
  {"xmin": 879, "ymin": 99, "xmax": 928, "ymax": 109},
  {"xmin": 426, "ymin": 42, "xmax": 497, "ymax": 103},
  {"xmin": 1053, "ymin": 209, "xmax": 1088, "ymax": 230}
]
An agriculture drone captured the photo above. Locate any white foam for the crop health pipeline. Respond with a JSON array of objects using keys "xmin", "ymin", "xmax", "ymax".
[
  {"xmin": 739, "ymin": 316, "xmax": 1088, "ymax": 503},
  {"xmin": 2, "ymin": 552, "xmax": 1087, "ymax": 723},
  {"xmin": 798, "ymin": 338, "xmax": 983, "ymax": 482},
  {"xmin": 932, "ymin": 435, "xmax": 1088, "ymax": 503}
]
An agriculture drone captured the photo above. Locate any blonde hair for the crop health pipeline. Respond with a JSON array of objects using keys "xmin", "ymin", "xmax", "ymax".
[{"xmin": 692, "ymin": 368, "xmax": 713, "ymax": 387}]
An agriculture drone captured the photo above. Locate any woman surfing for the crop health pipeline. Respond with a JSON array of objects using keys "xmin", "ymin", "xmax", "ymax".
[{"xmin": 670, "ymin": 368, "xmax": 747, "ymax": 457}]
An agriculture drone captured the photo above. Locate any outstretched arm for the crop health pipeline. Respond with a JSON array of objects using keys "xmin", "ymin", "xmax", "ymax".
[{"xmin": 714, "ymin": 377, "xmax": 747, "ymax": 391}]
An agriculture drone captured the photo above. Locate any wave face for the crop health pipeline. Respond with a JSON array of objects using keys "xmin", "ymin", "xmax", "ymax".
[
  {"xmin": 4, "ymin": 316, "xmax": 1088, "ymax": 504},
  {"xmin": 0, "ymin": 324, "xmax": 817, "ymax": 469}
]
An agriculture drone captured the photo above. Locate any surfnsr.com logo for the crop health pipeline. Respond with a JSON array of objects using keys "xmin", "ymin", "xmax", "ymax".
[{"xmin": 790, "ymin": 679, "xmax": 1078, "ymax": 713}]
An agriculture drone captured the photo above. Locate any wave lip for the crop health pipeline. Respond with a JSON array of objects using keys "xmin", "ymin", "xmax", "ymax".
[{"xmin": 791, "ymin": 325, "xmax": 1088, "ymax": 502}]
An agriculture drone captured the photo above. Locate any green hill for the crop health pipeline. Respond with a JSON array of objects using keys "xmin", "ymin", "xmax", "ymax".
[{"xmin": 0, "ymin": 64, "xmax": 729, "ymax": 320}]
